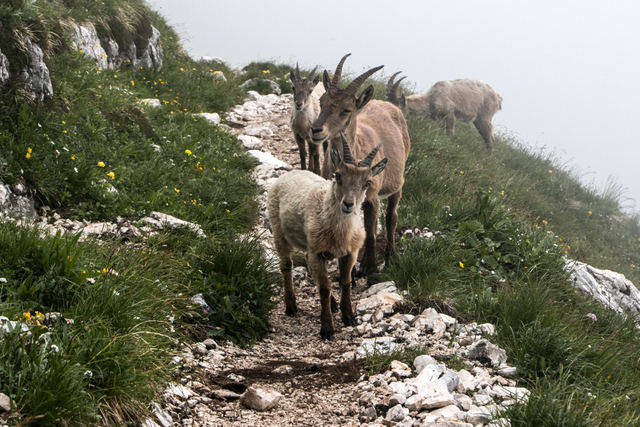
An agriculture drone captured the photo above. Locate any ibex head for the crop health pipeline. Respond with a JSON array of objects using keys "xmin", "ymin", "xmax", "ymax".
[
  {"xmin": 290, "ymin": 63, "xmax": 320, "ymax": 111},
  {"xmin": 330, "ymin": 133, "xmax": 387, "ymax": 214},
  {"xmin": 310, "ymin": 54, "xmax": 383, "ymax": 145},
  {"xmin": 386, "ymin": 71, "xmax": 407, "ymax": 112}
]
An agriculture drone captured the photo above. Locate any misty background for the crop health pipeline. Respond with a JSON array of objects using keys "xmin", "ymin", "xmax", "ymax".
[{"xmin": 147, "ymin": 0, "xmax": 640, "ymax": 212}]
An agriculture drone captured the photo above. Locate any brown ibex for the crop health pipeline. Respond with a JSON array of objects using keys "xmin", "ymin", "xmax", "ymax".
[
  {"xmin": 289, "ymin": 64, "xmax": 325, "ymax": 174},
  {"xmin": 387, "ymin": 73, "xmax": 502, "ymax": 152},
  {"xmin": 311, "ymin": 54, "xmax": 410, "ymax": 279},
  {"xmin": 268, "ymin": 134, "xmax": 387, "ymax": 340}
]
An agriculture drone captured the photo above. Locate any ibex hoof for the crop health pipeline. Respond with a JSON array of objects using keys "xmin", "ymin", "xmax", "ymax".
[
  {"xmin": 343, "ymin": 315, "xmax": 357, "ymax": 327},
  {"xmin": 320, "ymin": 329, "xmax": 334, "ymax": 340},
  {"xmin": 285, "ymin": 302, "xmax": 298, "ymax": 317}
]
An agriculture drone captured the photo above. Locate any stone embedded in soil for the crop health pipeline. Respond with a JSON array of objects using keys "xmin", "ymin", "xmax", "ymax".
[{"xmin": 239, "ymin": 386, "xmax": 283, "ymax": 411}]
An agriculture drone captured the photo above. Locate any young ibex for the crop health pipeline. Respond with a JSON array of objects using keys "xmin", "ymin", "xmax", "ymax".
[
  {"xmin": 289, "ymin": 64, "xmax": 325, "ymax": 175},
  {"xmin": 311, "ymin": 54, "xmax": 410, "ymax": 280},
  {"xmin": 387, "ymin": 73, "xmax": 502, "ymax": 153},
  {"xmin": 268, "ymin": 134, "xmax": 387, "ymax": 340}
]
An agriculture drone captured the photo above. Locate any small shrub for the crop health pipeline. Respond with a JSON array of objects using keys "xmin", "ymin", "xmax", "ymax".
[{"xmin": 198, "ymin": 237, "xmax": 275, "ymax": 345}]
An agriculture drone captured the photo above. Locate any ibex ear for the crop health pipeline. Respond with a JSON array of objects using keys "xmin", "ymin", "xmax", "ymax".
[
  {"xmin": 371, "ymin": 158, "xmax": 388, "ymax": 177},
  {"xmin": 330, "ymin": 144, "xmax": 341, "ymax": 170},
  {"xmin": 356, "ymin": 85, "xmax": 375, "ymax": 111},
  {"xmin": 400, "ymin": 93, "xmax": 406, "ymax": 108},
  {"xmin": 323, "ymin": 70, "xmax": 331, "ymax": 91},
  {"xmin": 313, "ymin": 75, "xmax": 320, "ymax": 86},
  {"xmin": 290, "ymin": 71, "xmax": 296, "ymax": 82}
]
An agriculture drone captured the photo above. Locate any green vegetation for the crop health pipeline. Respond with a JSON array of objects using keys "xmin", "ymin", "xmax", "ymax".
[
  {"xmin": 380, "ymin": 114, "xmax": 640, "ymax": 424},
  {"xmin": 0, "ymin": 1, "xmax": 300, "ymax": 425},
  {"xmin": 2, "ymin": 0, "xmax": 640, "ymax": 425}
]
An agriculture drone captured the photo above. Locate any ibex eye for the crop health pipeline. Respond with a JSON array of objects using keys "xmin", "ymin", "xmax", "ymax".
[
  {"xmin": 334, "ymin": 173, "xmax": 341, "ymax": 181},
  {"xmin": 365, "ymin": 180, "xmax": 372, "ymax": 187}
]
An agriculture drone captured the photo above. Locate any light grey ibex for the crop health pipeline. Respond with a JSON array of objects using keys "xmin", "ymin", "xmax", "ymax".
[
  {"xmin": 289, "ymin": 64, "xmax": 325, "ymax": 174},
  {"xmin": 268, "ymin": 134, "xmax": 387, "ymax": 340},
  {"xmin": 387, "ymin": 73, "xmax": 502, "ymax": 153},
  {"xmin": 311, "ymin": 54, "xmax": 410, "ymax": 279}
]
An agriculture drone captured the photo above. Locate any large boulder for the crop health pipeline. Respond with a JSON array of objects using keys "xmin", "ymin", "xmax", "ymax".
[{"xmin": 567, "ymin": 259, "xmax": 640, "ymax": 317}]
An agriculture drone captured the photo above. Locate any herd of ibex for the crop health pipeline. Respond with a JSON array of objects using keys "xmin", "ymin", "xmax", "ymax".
[{"xmin": 268, "ymin": 54, "xmax": 503, "ymax": 339}]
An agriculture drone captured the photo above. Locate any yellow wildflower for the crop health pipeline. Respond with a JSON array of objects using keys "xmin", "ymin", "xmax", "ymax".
[
  {"xmin": 107, "ymin": 172, "xmax": 115, "ymax": 179},
  {"xmin": 174, "ymin": 188, "xmax": 180, "ymax": 193},
  {"xmin": 548, "ymin": 170, "xmax": 552, "ymax": 174},
  {"xmin": 588, "ymin": 211, "xmax": 593, "ymax": 215},
  {"xmin": 28, "ymin": 147, "xmax": 32, "ymax": 153},
  {"xmin": 26, "ymin": 153, "xmax": 31, "ymax": 159},
  {"xmin": 459, "ymin": 262, "xmax": 464, "ymax": 268},
  {"xmin": 98, "ymin": 161, "xmax": 105, "ymax": 167},
  {"xmin": 185, "ymin": 149, "xmax": 192, "ymax": 155}
]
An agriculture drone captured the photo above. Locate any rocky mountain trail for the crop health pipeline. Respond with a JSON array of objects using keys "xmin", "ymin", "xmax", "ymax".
[
  {"xmin": 3, "ymin": 87, "xmax": 640, "ymax": 426},
  {"xmin": 141, "ymin": 91, "xmax": 524, "ymax": 427}
]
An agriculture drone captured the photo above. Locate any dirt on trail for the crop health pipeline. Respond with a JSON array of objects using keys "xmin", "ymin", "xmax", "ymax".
[{"xmin": 181, "ymin": 92, "xmax": 386, "ymax": 427}]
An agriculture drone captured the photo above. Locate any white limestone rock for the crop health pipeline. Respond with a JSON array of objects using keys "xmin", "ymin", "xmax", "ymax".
[
  {"xmin": 356, "ymin": 292, "xmax": 403, "ymax": 315},
  {"xmin": 71, "ymin": 23, "xmax": 108, "ymax": 69},
  {"xmin": 238, "ymin": 135, "xmax": 263, "ymax": 150},
  {"xmin": 567, "ymin": 259, "xmax": 640, "ymax": 317},
  {"xmin": 20, "ymin": 37, "xmax": 53, "ymax": 102},
  {"xmin": 239, "ymin": 386, "xmax": 283, "ymax": 411},
  {"xmin": 194, "ymin": 112, "xmax": 221, "ymax": 126},
  {"xmin": 468, "ymin": 339, "xmax": 507, "ymax": 367},
  {"xmin": 140, "ymin": 98, "xmax": 161, "ymax": 107}
]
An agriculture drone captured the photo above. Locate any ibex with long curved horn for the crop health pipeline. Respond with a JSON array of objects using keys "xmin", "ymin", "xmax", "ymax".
[
  {"xmin": 387, "ymin": 73, "xmax": 502, "ymax": 153},
  {"xmin": 311, "ymin": 54, "xmax": 410, "ymax": 280},
  {"xmin": 289, "ymin": 64, "xmax": 325, "ymax": 174},
  {"xmin": 268, "ymin": 134, "xmax": 387, "ymax": 339}
]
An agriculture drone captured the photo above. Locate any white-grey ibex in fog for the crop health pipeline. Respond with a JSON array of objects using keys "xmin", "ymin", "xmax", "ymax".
[
  {"xmin": 311, "ymin": 54, "xmax": 410, "ymax": 280},
  {"xmin": 387, "ymin": 72, "xmax": 502, "ymax": 152},
  {"xmin": 268, "ymin": 134, "xmax": 387, "ymax": 340},
  {"xmin": 289, "ymin": 64, "xmax": 325, "ymax": 175}
]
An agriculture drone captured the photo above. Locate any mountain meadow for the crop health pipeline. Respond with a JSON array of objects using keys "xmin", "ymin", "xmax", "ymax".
[{"xmin": 1, "ymin": 1, "xmax": 640, "ymax": 425}]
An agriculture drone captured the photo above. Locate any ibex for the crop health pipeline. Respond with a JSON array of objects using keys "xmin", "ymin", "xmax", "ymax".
[
  {"xmin": 289, "ymin": 64, "xmax": 325, "ymax": 175},
  {"xmin": 268, "ymin": 134, "xmax": 387, "ymax": 340},
  {"xmin": 311, "ymin": 54, "xmax": 410, "ymax": 279},
  {"xmin": 387, "ymin": 73, "xmax": 502, "ymax": 153}
]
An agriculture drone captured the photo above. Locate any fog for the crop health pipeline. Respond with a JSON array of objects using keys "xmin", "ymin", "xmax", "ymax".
[{"xmin": 147, "ymin": 0, "xmax": 640, "ymax": 211}]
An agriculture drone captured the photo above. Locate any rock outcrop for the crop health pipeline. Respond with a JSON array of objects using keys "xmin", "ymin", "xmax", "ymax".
[
  {"xmin": 20, "ymin": 37, "xmax": 53, "ymax": 102},
  {"xmin": 567, "ymin": 259, "xmax": 640, "ymax": 319},
  {"xmin": 71, "ymin": 23, "xmax": 163, "ymax": 71}
]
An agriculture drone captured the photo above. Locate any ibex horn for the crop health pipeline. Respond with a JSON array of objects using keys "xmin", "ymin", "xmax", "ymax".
[
  {"xmin": 345, "ymin": 65, "xmax": 384, "ymax": 94},
  {"xmin": 387, "ymin": 71, "xmax": 402, "ymax": 92},
  {"xmin": 295, "ymin": 63, "xmax": 301, "ymax": 80},
  {"xmin": 359, "ymin": 142, "xmax": 383, "ymax": 168},
  {"xmin": 307, "ymin": 65, "xmax": 318, "ymax": 81},
  {"xmin": 340, "ymin": 133, "xmax": 355, "ymax": 165},
  {"xmin": 392, "ymin": 76, "xmax": 406, "ymax": 93},
  {"xmin": 332, "ymin": 53, "xmax": 351, "ymax": 87}
]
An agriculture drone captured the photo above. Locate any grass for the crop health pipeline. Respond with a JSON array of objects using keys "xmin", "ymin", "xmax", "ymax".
[
  {"xmin": 0, "ymin": 2, "xmax": 281, "ymax": 425},
  {"xmin": 2, "ymin": 1, "xmax": 640, "ymax": 425},
  {"xmin": 379, "ymin": 111, "xmax": 640, "ymax": 424}
]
